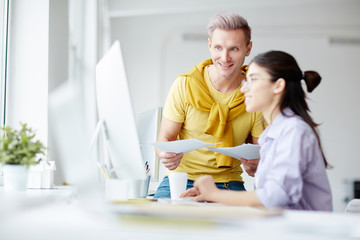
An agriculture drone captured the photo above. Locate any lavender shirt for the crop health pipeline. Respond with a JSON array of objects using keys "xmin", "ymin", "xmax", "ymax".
[{"xmin": 255, "ymin": 108, "xmax": 332, "ymax": 211}]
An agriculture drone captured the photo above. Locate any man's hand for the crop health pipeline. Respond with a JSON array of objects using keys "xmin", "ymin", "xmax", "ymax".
[
  {"xmin": 158, "ymin": 151, "xmax": 183, "ymax": 170},
  {"xmin": 156, "ymin": 117, "xmax": 184, "ymax": 170},
  {"xmin": 240, "ymin": 158, "xmax": 259, "ymax": 177}
]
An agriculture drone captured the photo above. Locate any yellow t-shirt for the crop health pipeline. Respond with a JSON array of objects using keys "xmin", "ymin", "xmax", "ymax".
[{"xmin": 163, "ymin": 66, "xmax": 264, "ymax": 183}]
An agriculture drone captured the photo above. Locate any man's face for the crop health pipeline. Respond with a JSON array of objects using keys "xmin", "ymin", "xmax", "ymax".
[{"xmin": 208, "ymin": 28, "xmax": 252, "ymax": 80}]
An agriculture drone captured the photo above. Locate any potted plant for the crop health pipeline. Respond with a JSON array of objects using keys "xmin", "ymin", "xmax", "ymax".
[{"xmin": 0, "ymin": 123, "xmax": 46, "ymax": 191}]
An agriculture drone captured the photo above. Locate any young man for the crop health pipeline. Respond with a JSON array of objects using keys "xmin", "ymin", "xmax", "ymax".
[{"xmin": 154, "ymin": 12, "xmax": 264, "ymax": 198}]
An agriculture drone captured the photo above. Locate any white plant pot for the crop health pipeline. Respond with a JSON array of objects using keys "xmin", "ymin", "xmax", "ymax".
[{"xmin": 3, "ymin": 164, "xmax": 29, "ymax": 191}]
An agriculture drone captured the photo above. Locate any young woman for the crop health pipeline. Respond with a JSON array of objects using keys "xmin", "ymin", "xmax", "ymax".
[{"xmin": 181, "ymin": 50, "xmax": 333, "ymax": 211}]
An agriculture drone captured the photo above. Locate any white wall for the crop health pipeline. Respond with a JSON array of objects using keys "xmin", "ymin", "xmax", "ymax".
[
  {"xmin": 47, "ymin": 0, "xmax": 99, "ymax": 185},
  {"xmin": 108, "ymin": 0, "xmax": 360, "ymax": 211},
  {"xmin": 6, "ymin": 0, "xmax": 49, "ymax": 144},
  {"xmin": 48, "ymin": 0, "xmax": 68, "ymax": 185}
]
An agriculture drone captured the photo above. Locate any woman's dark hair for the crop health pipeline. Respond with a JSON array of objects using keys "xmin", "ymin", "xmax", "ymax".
[{"xmin": 250, "ymin": 50, "xmax": 329, "ymax": 168}]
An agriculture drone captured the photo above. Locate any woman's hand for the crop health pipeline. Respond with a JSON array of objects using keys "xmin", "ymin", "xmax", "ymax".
[{"xmin": 180, "ymin": 175, "xmax": 219, "ymax": 202}]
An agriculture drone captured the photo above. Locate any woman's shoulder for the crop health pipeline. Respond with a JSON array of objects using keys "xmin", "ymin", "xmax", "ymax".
[
  {"xmin": 282, "ymin": 113, "xmax": 312, "ymax": 132},
  {"xmin": 272, "ymin": 110, "xmax": 314, "ymax": 138}
]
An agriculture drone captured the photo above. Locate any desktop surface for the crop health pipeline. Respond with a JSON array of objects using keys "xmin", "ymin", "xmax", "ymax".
[{"xmin": 0, "ymin": 187, "xmax": 359, "ymax": 240}]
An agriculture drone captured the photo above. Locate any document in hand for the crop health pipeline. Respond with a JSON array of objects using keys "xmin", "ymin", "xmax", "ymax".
[
  {"xmin": 152, "ymin": 139, "xmax": 218, "ymax": 154},
  {"xmin": 208, "ymin": 144, "xmax": 260, "ymax": 160}
]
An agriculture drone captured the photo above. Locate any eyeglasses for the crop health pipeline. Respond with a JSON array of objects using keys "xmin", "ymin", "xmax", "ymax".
[
  {"xmin": 241, "ymin": 77, "xmax": 277, "ymax": 89},
  {"xmin": 241, "ymin": 79, "xmax": 252, "ymax": 89}
]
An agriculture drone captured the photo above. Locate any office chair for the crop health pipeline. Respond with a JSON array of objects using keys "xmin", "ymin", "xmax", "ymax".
[{"xmin": 345, "ymin": 199, "xmax": 360, "ymax": 213}]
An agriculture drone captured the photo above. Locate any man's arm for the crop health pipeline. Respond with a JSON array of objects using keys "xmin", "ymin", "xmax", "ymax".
[
  {"xmin": 156, "ymin": 116, "xmax": 184, "ymax": 170},
  {"xmin": 251, "ymin": 136, "xmax": 259, "ymax": 145}
]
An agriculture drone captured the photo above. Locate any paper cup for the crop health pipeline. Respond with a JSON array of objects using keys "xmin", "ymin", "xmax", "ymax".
[{"xmin": 169, "ymin": 172, "xmax": 188, "ymax": 200}]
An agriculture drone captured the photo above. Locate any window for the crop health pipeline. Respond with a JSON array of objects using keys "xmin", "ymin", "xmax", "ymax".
[{"xmin": 0, "ymin": 0, "xmax": 9, "ymax": 127}]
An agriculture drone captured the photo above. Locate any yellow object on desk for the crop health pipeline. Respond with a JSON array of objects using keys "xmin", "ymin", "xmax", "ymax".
[
  {"xmin": 111, "ymin": 198, "xmax": 156, "ymax": 204},
  {"xmin": 108, "ymin": 198, "xmax": 282, "ymax": 220},
  {"xmin": 97, "ymin": 162, "xmax": 110, "ymax": 179}
]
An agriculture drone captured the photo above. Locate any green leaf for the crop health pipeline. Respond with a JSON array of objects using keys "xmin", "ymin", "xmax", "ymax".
[{"xmin": 0, "ymin": 123, "xmax": 47, "ymax": 166}]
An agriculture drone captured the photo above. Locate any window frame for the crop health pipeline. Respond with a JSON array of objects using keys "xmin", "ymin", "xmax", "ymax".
[{"xmin": 0, "ymin": 0, "xmax": 10, "ymax": 127}]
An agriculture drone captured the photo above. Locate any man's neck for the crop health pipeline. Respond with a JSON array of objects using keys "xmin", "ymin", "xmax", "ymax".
[{"xmin": 207, "ymin": 65, "xmax": 244, "ymax": 93}]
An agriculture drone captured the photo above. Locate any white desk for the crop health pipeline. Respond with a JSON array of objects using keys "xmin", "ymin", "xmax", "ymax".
[{"xmin": 0, "ymin": 188, "xmax": 359, "ymax": 240}]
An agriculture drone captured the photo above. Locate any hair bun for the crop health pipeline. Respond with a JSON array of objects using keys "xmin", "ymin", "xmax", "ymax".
[{"xmin": 303, "ymin": 71, "xmax": 321, "ymax": 92}]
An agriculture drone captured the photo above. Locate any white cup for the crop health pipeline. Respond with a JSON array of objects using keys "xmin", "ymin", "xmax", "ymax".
[
  {"xmin": 169, "ymin": 172, "xmax": 188, "ymax": 200},
  {"xmin": 128, "ymin": 175, "xmax": 151, "ymax": 198}
]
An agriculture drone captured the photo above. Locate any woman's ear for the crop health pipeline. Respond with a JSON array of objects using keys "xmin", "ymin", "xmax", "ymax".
[{"xmin": 273, "ymin": 78, "xmax": 286, "ymax": 94}]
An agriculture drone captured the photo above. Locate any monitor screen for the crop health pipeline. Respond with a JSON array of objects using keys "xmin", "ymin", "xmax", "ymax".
[
  {"xmin": 136, "ymin": 107, "xmax": 162, "ymax": 181},
  {"xmin": 48, "ymin": 83, "xmax": 100, "ymax": 194},
  {"xmin": 95, "ymin": 41, "xmax": 145, "ymax": 181}
]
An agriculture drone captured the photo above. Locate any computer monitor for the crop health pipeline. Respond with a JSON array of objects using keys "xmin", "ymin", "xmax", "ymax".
[
  {"xmin": 136, "ymin": 107, "xmax": 162, "ymax": 181},
  {"xmin": 95, "ymin": 40, "xmax": 145, "ymax": 181},
  {"xmin": 48, "ymin": 83, "xmax": 100, "ymax": 194}
]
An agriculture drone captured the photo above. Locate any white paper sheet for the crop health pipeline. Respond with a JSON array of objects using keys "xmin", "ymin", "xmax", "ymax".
[
  {"xmin": 152, "ymin": 139, "xmax": 218, "ymax": 154},
  {"xmin": 208, "ymin": 144, "xmax": 260, "ymax": 160}
]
